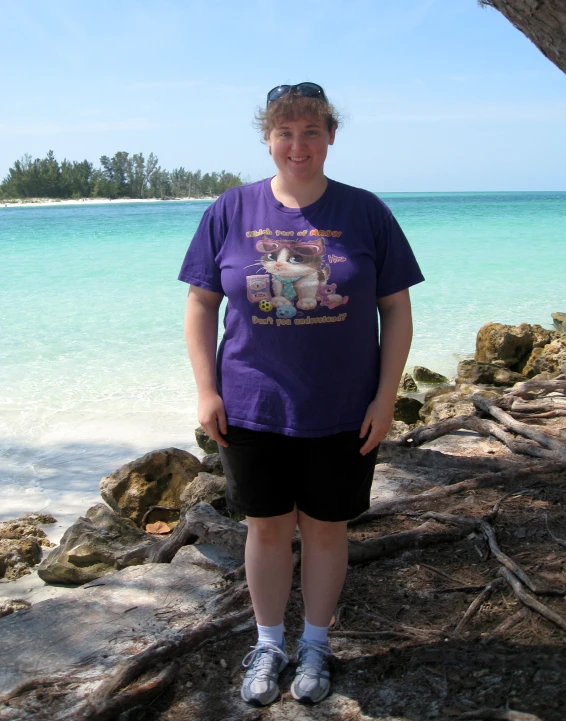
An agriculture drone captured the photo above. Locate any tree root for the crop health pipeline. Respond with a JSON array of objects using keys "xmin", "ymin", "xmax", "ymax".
[
  {"xmin": 457, "ymin": 708, "xmax": 544, "ymax": 720},
  {"xmin": 498, "ymin": 568, "xmax": 566, "ymax": 633},
  {"xmin": 420, "ymin": 512, "xmax": 565, "ymax": 597},
  {"xmin": 455, "ymin": 578, "xmax": 505, "ymax": 633},
  {"xmin": 492, "ymin": 607, "xmax": 529, "ymax": 635}
]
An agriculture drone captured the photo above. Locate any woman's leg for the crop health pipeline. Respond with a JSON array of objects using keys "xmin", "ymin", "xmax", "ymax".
[
  {"xmin": 297, "ymin": 511, "xmax": 349, "ymax": 627},
  {"xmin": 245, "ymin": 510, "xmax": 298, "ymax": 626}
]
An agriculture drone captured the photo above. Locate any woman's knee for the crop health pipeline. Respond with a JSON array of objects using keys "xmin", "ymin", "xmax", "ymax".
[
  {"xmin": 246, "ymin": 512, "xmax": 297, "ymax": 547},
  {"xmin": 298, "ymin": 513, "xmax": 347, "ymax": 550}
]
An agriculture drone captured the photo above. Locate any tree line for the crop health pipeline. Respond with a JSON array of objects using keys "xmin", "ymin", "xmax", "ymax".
[{"xmin": 0, "ymin": 150, "xmax": 243, "ymax": 200}]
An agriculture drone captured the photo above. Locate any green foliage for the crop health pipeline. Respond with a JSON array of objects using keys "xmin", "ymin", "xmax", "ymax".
[{"xmin": 0, "ymin": 150, "xmax": 243, "ymax": 200}]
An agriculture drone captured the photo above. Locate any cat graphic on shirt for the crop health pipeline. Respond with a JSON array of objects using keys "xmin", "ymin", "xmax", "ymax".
[{"xmin": 255, "ymin": 237, "xmax": 330, "ymax": 311}]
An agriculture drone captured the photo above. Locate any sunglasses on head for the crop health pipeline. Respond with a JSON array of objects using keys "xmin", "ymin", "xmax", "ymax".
[{"xmin": 266, "ymin": 82, "xmax": 327, "ymax": 107}]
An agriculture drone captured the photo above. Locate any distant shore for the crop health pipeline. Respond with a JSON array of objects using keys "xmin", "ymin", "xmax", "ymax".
[{"xmin": 1, "ymin": 196, "xmax": 218, "ymax": 209}]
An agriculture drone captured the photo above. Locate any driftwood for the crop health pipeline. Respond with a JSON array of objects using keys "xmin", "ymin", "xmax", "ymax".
[
  {"xmin": 500, "ymin": 375, "xmax": 566, "ymax": 401},
  {"xmin": 472, "ymin": 395, "xmax": 565, "ymax": 454},
  {"xmin": 492, "ymin": 607, "xmax": 529, "ymax": 635},
  {"xmin": 378, "ymin": 442, "xmax": 520, "ymax": 473}
]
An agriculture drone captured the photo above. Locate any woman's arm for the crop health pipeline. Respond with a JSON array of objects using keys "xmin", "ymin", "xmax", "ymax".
[
  {"xmin": 184, "ymin": 286, "xmax": 229, "ymax": 448},
  {"xmin": 359, "ymin": 288, "xmax": 413, "ymax": 455}
]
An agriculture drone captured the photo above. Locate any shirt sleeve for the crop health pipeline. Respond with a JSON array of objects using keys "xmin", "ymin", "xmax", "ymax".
[
  {"xmin": 178, "ymin": 202, "xmax": 227, "ymax": 293},
  {"xmin": 374, "ymin": 210, "xmax": 425, "ymax": 298}
]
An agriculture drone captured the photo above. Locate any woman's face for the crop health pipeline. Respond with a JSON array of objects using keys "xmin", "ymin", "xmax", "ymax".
[{"xmin": 267, "ymin": 116, "xmax": 335, "ymax": 186}]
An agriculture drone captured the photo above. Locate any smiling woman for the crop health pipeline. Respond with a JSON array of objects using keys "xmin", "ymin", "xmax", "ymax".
[{"xmin": 178, "ymin": 83, "xmax": 424, "ymax": 707}]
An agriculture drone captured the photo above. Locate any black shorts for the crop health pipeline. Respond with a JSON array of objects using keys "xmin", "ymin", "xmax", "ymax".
[{"xmin": 218, "ymin": 425, "xmax": 379, "ymax": 522}]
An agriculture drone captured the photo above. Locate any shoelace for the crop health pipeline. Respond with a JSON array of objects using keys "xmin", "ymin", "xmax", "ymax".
[
  {"xmin": 293, "ymin": 640, "xmax": 331, "ymax": 676},
  {"xmin": 242, "ymin": 643, "xmax": 288, "ymax": 678}
]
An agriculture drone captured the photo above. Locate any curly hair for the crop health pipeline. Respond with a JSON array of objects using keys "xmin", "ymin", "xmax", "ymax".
[{"xmin": 255, "ymin": 92, "xmax": 340, "ymax": 139}]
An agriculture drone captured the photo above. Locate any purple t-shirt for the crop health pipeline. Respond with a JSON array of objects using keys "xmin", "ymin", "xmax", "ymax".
[{"xmin": 179, "ymin": 178, "xmax": 424, "ymax": 437}]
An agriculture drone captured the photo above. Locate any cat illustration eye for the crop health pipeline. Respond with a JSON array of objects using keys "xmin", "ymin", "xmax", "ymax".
[
  {"xmin": 256, "ymin": 239, "xmax": 323, "ymax": 257},
  {"xmin": 288, "ymin": 256, "xmax": 301, "ymax": 264}
]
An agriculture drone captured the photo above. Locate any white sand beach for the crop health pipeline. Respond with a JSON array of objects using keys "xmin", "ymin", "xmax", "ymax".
[{"xmin": 1, "ymin": 196, "xmax": 216, "ymax": 208}]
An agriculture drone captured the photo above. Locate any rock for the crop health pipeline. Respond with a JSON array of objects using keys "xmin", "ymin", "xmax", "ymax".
[
  {"xmin": 385, "ymin": 420, "xmax": 410, "ymax": 440},
  {"xmin": 398, "ymin": 373, "xmax": 418, "ymax": 392},
  {"xmin": 456, "ymin": 360, "xmax": 526, "ymax": 387},
  {"xmin": 552, "ymin": 312, "xmax": 566, "ymax": 332},
  {"xmin": 420, "ymin": 384, "xmax": 504, "ymax": 425},
  {"xmin": 0, "ymin": 561, "xmax": 225, "ymax": 714},
  {"xmin": 475, "ymin": 322, "xmax": 555, "ymax": 372},
  {"xmin": 180, "ymin": 472, "xmax": 227, "ymax": 513},
  {"xmin": 37, "ymin": 504, "xmax": 161, "ymax": 585},
  {"xmin": 413, "ymin": 366, "xmax": 449, "ymax": 385},
  {"xmin": 195, "ymin": 426, "xmax": 219, "ymax": 454},
  {"xmin": 0, "ymin": 598, "xmax": 31, "ymax": 618},
  {"xmin": 522, "ymin": 336, "xmax": 566, "ymax": 378},
  {"xmin": 0, "ymin": 517, "xmax": 55, "ymax": 548},
  {"xmin": 393, "ymin": 396, "xmax": 423, "ymax": 425},
  {"xmin": 100, "ymin": 447, "xmax": 202, "ymax": 525},
  {"xmin": 0, "ymin": 538, "xmax": 42, "ymax": 580},
  {"xmin": 201, "ymin": 453, "xmax": 224, "ymax": 476}
]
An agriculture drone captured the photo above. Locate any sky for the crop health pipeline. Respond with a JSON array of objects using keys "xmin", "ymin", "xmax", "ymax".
[{"xmin": 1, "ymin": 0, "xmax": 565, "ymax": 192}]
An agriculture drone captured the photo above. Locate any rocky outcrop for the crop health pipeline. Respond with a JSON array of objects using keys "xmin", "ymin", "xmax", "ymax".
[
  {"xmin": 180, "ymin": 472, "xmax": 227, "ymax": 513},
  {"xmin": 474, "ymin": 322, "xmax": 555, "ymax": 374},
  {"xmin": 195, "ymin": 426, "xmax": 218, "ymax": 454},
  {"xmin": 0, "ymin": 513, "xmax": 56, "ymax": 548},
  {"xmin": 522, "ymin": 336, "xmax": 566, "ymax": 378},
  {"xmin": 394, "ymin": 396, "xmax": 423, "ymax": 425},
  {"xmin": 413, "ymin": 366, "xmax": 449, "ymax": 385},
  {"xmin": 0, "ymin": 598, "xmax": 31, "ymax": 618},
  {"xmin": 456, "ymin": 360, "xmax": 526, "ymax": 387},
  {"xmin": 0, "ymin": 538, "xmax": 42, "ymax": 580},
  {"xmin": 552, "ymin": 312, "xmax": 566, "ymax": 332},
  {"xmin": 419, "ymin": 384, "xmax": 503, "ymax": 425},
  {"xmin": 100, "ymin": 447, "xmax": 202, "ymax": 525},
  {"xmin": 398, "ymin": 373, "xmax": 418, "ymax": 392},
  {"xmin": 37, "ymin": 504, "xmax": 161, "ymax": 584},
  {"xmin": 201, "ymin": 453, "xmax": 224, "ymax": 476},
  {"xmin": 385, "ymin": 420, "xmax": 411, "ymax": 440}
]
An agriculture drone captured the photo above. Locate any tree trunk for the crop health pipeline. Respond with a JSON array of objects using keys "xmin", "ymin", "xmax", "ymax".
[{"xmin": 481, "ymin": 1, "xmax": 566, "ymax": 75}]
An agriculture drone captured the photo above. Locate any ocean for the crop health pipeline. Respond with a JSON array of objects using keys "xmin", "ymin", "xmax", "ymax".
[{"xmin": 1, "ymin": 191, "xmax": 565, "ymax": 537}]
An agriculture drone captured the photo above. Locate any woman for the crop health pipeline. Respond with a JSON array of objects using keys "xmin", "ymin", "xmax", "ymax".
[{"xmin": 179, "ymin": 82, "xmax": 424, "ymax": 707}]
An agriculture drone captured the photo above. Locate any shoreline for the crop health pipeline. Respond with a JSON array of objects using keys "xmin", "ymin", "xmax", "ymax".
[{"xmin": 0, "ymin": 196, "xmax": 218, "ymax": 209}]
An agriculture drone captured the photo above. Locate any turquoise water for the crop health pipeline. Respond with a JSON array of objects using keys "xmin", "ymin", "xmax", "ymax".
[{"xmin": 1, "ymin": 192, "xmax": 565, "ymax": 530}]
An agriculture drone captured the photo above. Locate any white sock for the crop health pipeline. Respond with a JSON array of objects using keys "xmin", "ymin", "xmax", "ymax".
[
  {"xmin": 257, "ymin": 622, "xmax": 284, "ymax": 647},
  {"xmin": 302, "ymin": 619, "xmax": 329, "ymax": 645}
]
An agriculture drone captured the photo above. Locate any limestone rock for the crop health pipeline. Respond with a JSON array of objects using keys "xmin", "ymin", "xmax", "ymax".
[
  {"xmin": 0, "ymin": 598, "xmax": 31, "ymax": 618},
  {"xmin": 100, "ymin": 447, "xmax": 202, "ymax": 525},
  {"xmin": 420, "ymin": 384, "xmax": 503, "ymax": 425},
  {"xmin": 394, "ymin": 396, "xmax": 423, "ymax": 425},
  {"xmin": 385, "ymin": 420, "xmax": 411, "ymax": 440},
  {"xmin": 456, "ymin": 360, "xmax": 526, "ymax": 387},
  {"xmin": 413, "ymin": 366, "xmax": 449, "ymax": 385},
  {"xmin": 475, "ymin": 322, "xmax": 554, "ymax": 372},
  {"xmin": 522, "ymin": 336, "xmax": 566, "ymax": 378},
  {"xmin": 37, "ymin": 503, "xmax": 160, "ymax": 585},
  {"xmin": 201, "ymin": 452, "xmax": 224, "ymax": 476},
  {"xmin": 180, "ymin": 472, "xmax": 227, "ymax": 513},
  {"xmin": 399, "ymin": 373, "xmax": 418, "ymax": 392},
  {"xmin": 0, "ymin": 517, "xmax": 55, "ymax": 548},
  {"xmin": 195, "ymin": 425, "xmax": 219, "ymax": 454},
  {"xmin": 552, "ymin": 312, "xmax": 566, "ymax": 332},
  {"xmin": 0, "ymin": 538, "xmax": 42, "ymax": 581}
]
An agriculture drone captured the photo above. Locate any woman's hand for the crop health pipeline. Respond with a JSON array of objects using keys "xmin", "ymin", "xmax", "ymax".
[
  {"xmin": 198, "ymin": 391, "xmax": 229, "ymax": 448},
  {"xmin": 359, "ymin": 398, "xmax": 394, "ymax": 455}
]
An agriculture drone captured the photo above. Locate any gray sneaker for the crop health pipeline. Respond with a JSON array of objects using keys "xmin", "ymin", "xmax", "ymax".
[
  {"xmin": 291, "ymin": 639, "xmax": 332, "ymax": 704},
  {"xmin": 240, "ymin": 642, "xmax": 289, "ymax": 706}
]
